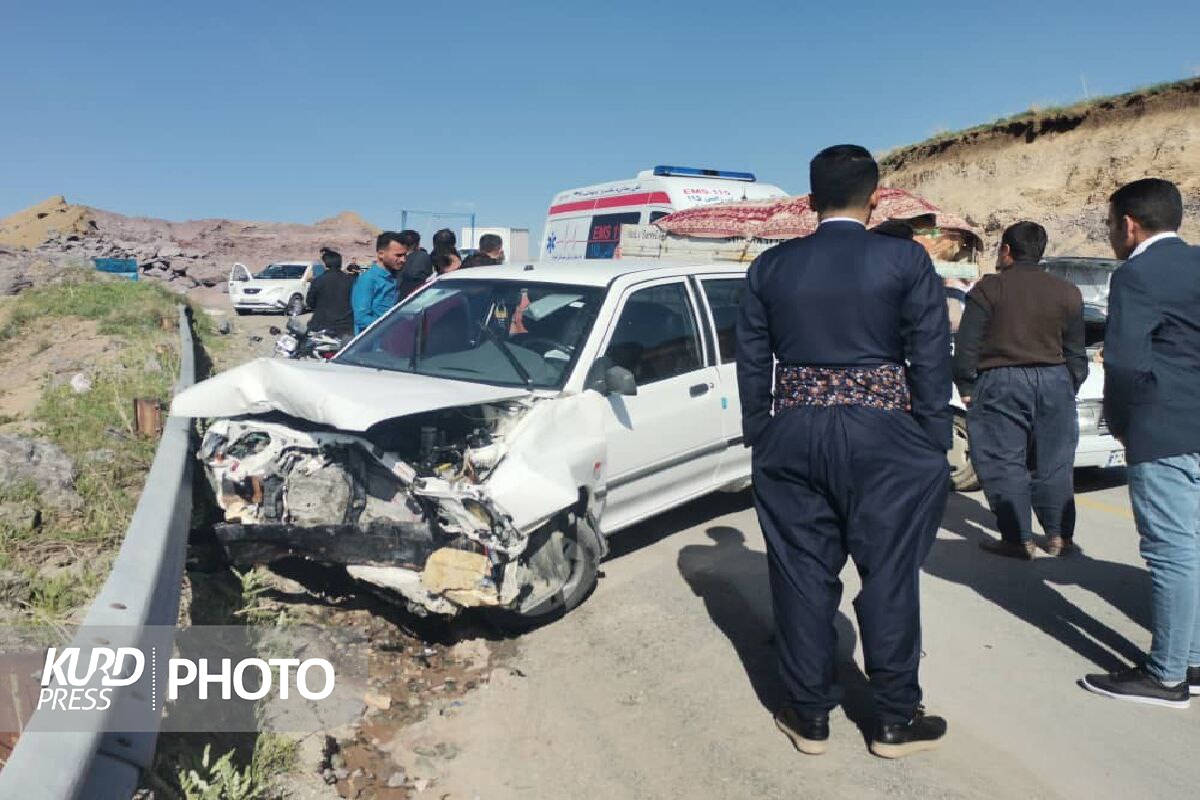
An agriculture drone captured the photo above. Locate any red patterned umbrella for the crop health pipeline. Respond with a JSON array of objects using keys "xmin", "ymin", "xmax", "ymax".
[{"xmin": 654, "ymin": 187, "xmax": 978, "ymax": 245}]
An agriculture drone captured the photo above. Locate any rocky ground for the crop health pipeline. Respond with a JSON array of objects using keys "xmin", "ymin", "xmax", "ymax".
[{"xmin": 0, "ymin": 196, "xmax": 382, "ymax": 299}]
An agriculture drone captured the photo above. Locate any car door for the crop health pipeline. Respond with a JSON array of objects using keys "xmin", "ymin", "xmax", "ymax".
[
  {"xmin": 694, "ymin": 274, "xmax": 753, "ymax": 488},
  {"xmin": 597, "ymin": 277, "xmax": 726, "ymax": 534}
]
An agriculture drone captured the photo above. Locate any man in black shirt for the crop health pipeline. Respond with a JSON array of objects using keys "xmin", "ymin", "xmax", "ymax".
[
  {"xmin": 953, "ymin": 222, "xmax": 1088, "ymax": 559},
  {"xmin": 306, "ymin": 248, "xmax": 356, "ymax": 340},
  {"xmin": 396, "ymin": 230, "xmax": 433, "ymax": 298}
]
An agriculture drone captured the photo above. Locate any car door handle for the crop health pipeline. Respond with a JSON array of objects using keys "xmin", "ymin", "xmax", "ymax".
[{"xmin": 689, "ymin": 383, "xmax": 710, "ymax": 397}]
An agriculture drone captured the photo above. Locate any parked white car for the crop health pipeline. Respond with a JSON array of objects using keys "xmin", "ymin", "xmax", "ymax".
[{"xmin": 228, "ymin": 261, "xmax": 323, "ymax": 316}]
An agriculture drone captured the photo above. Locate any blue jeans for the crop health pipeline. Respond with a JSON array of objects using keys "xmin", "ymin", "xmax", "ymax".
[{"xmin": 1128, "ymin": 453, "xmax": 1200, "ymax": 683}]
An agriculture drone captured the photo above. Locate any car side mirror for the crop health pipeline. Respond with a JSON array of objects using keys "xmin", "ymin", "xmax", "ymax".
[
  {"xmin": 604, "ymin": 366, "xmax": 638, "ymax": 396},
  {"xmin": 586, "ymin": 358, "xmax": 636, "ymax": 396}
]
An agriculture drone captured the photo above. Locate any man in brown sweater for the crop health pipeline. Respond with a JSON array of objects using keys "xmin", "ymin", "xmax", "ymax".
[{"xmin": 953, "ymin": 221, "xmax": 1088, "ymax": 559}]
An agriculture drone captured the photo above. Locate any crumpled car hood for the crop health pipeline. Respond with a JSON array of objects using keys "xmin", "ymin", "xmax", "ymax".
[{"xmin": 169, "ymin": 357, "xmax": 530, "ymax": 430}]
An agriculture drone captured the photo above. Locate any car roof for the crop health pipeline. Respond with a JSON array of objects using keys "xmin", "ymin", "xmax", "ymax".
[{"xmin": 436, "ymin": 258, "xmax": 745, "ymax": 288}]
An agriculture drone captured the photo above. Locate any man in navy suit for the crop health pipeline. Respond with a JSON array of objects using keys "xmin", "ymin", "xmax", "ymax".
[
  {"xmin": 1082, "ymin": 179, "xmax": 1200, "ymax": 708},
  {"xmin": 737, "ymin": 145, "xmax": 952, "ymax": 758}
]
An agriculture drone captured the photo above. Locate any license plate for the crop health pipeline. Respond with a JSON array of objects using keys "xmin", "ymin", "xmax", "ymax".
[
  {"xmin": 276, "ymin": 335, "xmax": 297, "ymax": 353},
  {"xmin": 1105, "ymin": 450, "xmax": 1126, "ymax": 468}
]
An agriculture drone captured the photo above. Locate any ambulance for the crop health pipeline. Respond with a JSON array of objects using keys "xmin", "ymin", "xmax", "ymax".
[{"xmin": 541, "ymin": 166, "xmax": 788, "ymax": 260}]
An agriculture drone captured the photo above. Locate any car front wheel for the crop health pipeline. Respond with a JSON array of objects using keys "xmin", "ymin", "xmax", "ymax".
[
  {"xmin": 948, "ymin": 414, "xmax": 979, "ymax": 491},
  {"xmin": 486, "ymin": 513, "xmax": 601, "ymax": 631}
]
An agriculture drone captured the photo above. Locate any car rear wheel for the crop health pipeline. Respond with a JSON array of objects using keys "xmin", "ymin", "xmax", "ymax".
[
  {"xmin": 948, "ymin": 414, "xmax": 979, "ymax": 491},
  {"xmin": 286, "ymin": 294, "xmax": 304, "ymax": 316},
  {"xmin": 486, "ymin": 514, "xmax": 601, "ymax": 631}
]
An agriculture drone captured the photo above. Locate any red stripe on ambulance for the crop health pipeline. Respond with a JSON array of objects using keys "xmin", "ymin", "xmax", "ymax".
[{"xmin": 547, "ymin": 191, "xmax": 672, "ymax": 216}]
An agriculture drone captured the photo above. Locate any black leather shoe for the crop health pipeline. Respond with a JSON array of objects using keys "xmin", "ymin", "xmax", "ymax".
[
  {"xmin": 774, "ymin": 706, "xmax": 829, "ymax": 755},
  {"xmin": 1081, "ymin": 666, "xmax": 1190, "ymax": 708},
  {"xmin": 869, "ymin": 706, "xmax": 947, "ymax": 759},
  {"xmin": 1188, "ymin": 666, "xmax": 1200, "ymax": 697}
]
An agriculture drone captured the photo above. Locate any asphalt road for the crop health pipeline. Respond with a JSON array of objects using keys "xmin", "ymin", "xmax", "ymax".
[{"xmin": 400, "ymin": 470, "xmax": 1196, "ymax": 800}]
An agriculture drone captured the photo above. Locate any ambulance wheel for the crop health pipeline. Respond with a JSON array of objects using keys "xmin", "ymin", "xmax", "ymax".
[{"xmin": 949, "ymin": 414, "xmax": 979, "ymax": 492}]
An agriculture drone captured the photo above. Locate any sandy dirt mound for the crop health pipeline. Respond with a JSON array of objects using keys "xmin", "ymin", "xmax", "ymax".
[
  {"xmin": 881, "ymin": 78, "xmax": 1200, "ymax": 259},
  {"xmin": 0, "ymin": 196, "xmax": 96, "ymax": 250}
]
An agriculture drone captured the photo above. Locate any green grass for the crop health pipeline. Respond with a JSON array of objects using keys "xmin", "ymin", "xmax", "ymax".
[
  {"xmin": 0, "ymin": 274, "xmax": 181, "ymax": 340},
  {"xmin": 33, "ymin": 343, "xmax": 175, "ymax": 543},
  {"xmin": 0, "ymin": 272, "xmax": 212, "ymax": 621}
]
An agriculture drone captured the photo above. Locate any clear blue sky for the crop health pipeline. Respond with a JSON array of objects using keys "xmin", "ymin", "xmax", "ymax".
[{"xmin": 2, "ymin": 0, "xmax": 1197, "ymax": 245}]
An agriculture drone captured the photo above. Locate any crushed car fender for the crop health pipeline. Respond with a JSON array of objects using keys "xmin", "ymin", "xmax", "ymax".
[{"xmin": 485, "ymin": 391, "xmax": 609, "ymax": 532}]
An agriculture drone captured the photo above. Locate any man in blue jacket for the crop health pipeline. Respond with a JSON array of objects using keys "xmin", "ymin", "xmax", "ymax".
[
  {"xmin": 1083, "ymin": 179, "xmax": 1200, "ymax": 709},
  {"xmin": 738, "ymin": 145, "xmax": 952, "ymax": 758},
  {"xmin": 352, "ymin": 231, "xmax": 408, "ymax": 334}
]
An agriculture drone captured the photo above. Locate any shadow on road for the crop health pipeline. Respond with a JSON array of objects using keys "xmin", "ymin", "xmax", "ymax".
[
  {"xmin": 677, "ymin": 527, "xmax": 875, "ymax": 740},
  {"xmin": 927, "ymin": 492, "xmax": 1149, "ymax": 671},
  {"xmin": 606, "ymin": 490, "xmax": 754, "ymax": 561},
  {"xmin": 1075, "ymin": 466, "xmax": 1129, "ymax": 494}
]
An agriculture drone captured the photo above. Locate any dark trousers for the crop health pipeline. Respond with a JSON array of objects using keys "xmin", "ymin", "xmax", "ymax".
[
  {"xmin": 967, "ymin": 365, "xmax": 1078, "ymax": 543},
  {"xmin": 752, "ymin": 406, "xmax": 950, "ymax": 725}
]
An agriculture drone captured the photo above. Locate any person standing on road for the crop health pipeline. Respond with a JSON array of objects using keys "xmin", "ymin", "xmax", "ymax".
[
  {"xmin": 953, "ymin": 222, "xmax": 1088, "ymax": 560},
  {"xmin": 305, "ymin": 248, "xmax": 356, "ymax": 341},
  {"xmin": 352, "ymin": 231, "xmax": 407, "ymax": 334},
  {"xmin": 1082, "ymin": 178, "xmax": 1200, "ymax": 709},
  {"xmin": 738, "ymin": 144, "xmax": 952, "ymax": 759},
  {"xmin": 396, "ymin": 230, "xmax": 433, "ymax": 299},
  {"xmin": 461, "ymin": 234, "xmax": 504, "ymax": 268}
]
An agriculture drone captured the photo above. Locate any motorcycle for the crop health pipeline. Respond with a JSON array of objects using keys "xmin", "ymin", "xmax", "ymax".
[{"xmin": 271, "ymin": 318, "xmax": 343, "ymax": 360}]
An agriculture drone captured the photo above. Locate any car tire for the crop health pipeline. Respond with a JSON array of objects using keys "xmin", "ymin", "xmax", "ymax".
[
  {"xmin": 234, "ymin": 308, "xmax": 249, "ymax": 316},
  {"xmin": 485, "ymin": 513, "xmax": 601, "ymax": 632},
  {"xmin": 286, "ymin": 294, "xmax": 304, "ymax": 316},
  {"xmin": 948, "ymin": 414, "xmax": 979, "ymax": 491}
]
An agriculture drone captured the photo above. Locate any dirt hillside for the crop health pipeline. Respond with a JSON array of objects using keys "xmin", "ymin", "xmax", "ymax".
[
  {"xmin": 881, "ymin": 77, "xmax": 1200, "ymax": 258},
  {"xmin": 0, "ymin": 198, "xmax": 382, "ymax": 296}
]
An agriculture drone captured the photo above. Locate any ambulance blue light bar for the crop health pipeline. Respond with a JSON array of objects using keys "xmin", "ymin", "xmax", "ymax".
[{"xmin": 653, "ymin": 165, "xmax": 757, "ymax": 182}]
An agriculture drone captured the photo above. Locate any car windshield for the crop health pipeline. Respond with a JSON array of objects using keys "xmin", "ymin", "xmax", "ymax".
[
  {"xmin": 337, "ymin": 279, "xmax": 605, "ymax": 389},
  {"xmin": 255, "ymin": 264, "xmax": 307, "ymax": 279}
]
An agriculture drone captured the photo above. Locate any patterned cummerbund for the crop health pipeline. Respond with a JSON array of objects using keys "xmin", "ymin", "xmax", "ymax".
[{"xmin": 775, "ymin": 364, "xmax": 911, "ymax": 412}]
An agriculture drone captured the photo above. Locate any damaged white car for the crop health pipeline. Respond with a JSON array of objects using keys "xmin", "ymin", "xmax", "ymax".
[{"xmin": 172, "ymin": 261, "xmax": 753, "ymax": 624}]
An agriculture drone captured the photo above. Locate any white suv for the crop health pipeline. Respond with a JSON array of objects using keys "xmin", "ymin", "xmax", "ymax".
[{"xmin": 228, "ymin": 261, "xmax": 323, "ymax": 316}]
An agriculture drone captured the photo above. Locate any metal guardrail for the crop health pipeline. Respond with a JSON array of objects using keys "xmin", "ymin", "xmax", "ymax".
[{"xmin": 0, "ymin": 304, "xmax": 197, "ymax": 799}]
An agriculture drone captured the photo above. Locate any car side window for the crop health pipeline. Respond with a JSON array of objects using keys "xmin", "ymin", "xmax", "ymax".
[
  {"xmin": 700, "ymin": 277, "xmax": 745, "ymax": 364},
  {"xmin": 604, "ymin": 282, "xmax": 703, "ymax": 385}
]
